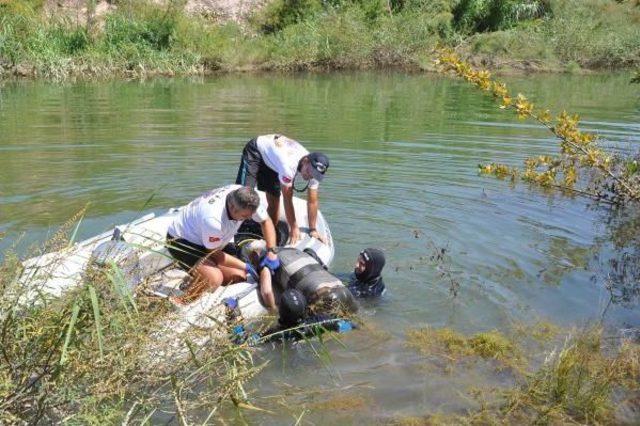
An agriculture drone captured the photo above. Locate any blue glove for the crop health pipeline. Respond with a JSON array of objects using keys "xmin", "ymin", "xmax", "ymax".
[
  {"xmin": 260, "ymin": 255, "xmax": 281, "ymax": 272},
  {"xmin": 245, "ymin": 263, "xmax": 259, "ymax": 281},
  {"xmin": 336, "ymin": 320, "xmax": 354, "ymax": 333},
  {"xmin": 223, "ymin": 297, "xmax": 238, "ymax": 310}
]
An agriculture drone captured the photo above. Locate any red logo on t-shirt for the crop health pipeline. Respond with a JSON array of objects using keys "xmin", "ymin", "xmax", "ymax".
[
  {"xmin": 209, "ymin": 236, "xmax": 221, "ymax": 243},
  {"xmin": 282, "ymin": 176, "xmax": 292, "ymax": 183}
]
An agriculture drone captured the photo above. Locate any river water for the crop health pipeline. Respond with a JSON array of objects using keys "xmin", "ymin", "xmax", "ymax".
[{"xmin": 1, "ymin": 72, "xmax": 639, "ymax": 422}]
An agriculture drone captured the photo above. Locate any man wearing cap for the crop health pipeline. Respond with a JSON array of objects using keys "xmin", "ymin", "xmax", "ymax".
[{"xmin": 235, "ymin": 134, "xmax": 330, "ymax": 245}]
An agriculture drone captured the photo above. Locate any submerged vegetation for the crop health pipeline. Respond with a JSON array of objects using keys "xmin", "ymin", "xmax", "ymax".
[
  {"xmin": 406, "ymin": 327, "xmax": 522, "ymax": 369},
  {"xmin": 405, "ymin": 324, "xmax": 640, "ymax": 424},
  {"xmin": 0, "ymin": 0, "xmax": 639, "ymax": 79}
]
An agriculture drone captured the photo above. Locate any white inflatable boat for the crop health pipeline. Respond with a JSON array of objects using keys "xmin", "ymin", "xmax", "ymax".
[{"xmin": 19, "ymin": 191, "xmax": 334, "ymax": 330}]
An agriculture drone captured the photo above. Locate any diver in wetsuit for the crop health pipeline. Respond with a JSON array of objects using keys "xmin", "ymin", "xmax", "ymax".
[{"xmin": 347, "ymin": 248, "xmax": 386, "ymax": 298}]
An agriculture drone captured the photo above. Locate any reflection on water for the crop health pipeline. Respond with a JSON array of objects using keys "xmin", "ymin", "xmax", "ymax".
[{"xmin": 0, "ymin": 71, "xmax": 639, "ymax": 422}]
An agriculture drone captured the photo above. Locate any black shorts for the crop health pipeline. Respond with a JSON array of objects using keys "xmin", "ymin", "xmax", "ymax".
[
  {"xmin": 166, "ymin": 233, "xmax": 209, "ymax": 271},
  {"xmin": 235, "ymin": 138, "xmax": 281, "ymax": 196}
]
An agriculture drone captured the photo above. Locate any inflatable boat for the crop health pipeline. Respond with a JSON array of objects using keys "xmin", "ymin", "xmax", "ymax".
[{"xmin": 19, "ymin": 191, "xmax": 334, "ymax": 330}]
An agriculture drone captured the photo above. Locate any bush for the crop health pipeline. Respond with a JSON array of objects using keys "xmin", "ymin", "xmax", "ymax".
[
  {"xmin": 545, "ymin": 0, "xmax": 640, "ymax": 68},
  {"xmin": 453, "ymin": 0, "xmax": 549, "ymax": 33},
  {"xmin": 103, "ymin": 6, "xmax": 178, "ymax": 51},
  {"xmin": 252, "ymin": 0, "xmax": 325, "ymax": 33}
]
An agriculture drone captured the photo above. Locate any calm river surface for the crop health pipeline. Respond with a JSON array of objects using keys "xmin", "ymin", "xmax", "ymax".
[{"xmin": 1, "ymin": 72, "xmax": 639, "ymax": 423}]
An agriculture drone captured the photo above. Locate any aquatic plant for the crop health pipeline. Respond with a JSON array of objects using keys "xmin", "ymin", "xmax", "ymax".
[
  {"xmin": 406, "ymin": 325, "xmax": 640, "ymax": 424},
  {"xmin": 436, "ymin": 48, "xmax": 640, "ymax": 205},
  {"xmin": 0, "ymin": 217, "xmax": 268, "ymax": 423},
  {"xmin": 406, "ymin": 326, "xmax": 522, "ymax": 369},
  {"xmin": 426, "ymin": 241, "xmax": 461, "ymax": 298},
  {"xmin": 501, "ymin": 328, "xmax": 640, "ymax": 424}
]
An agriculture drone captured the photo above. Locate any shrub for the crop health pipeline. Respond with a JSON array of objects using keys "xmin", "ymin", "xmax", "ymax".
[
  {"xmin": 252, "ymin": 0, "xmax": 325, "ymax": 33},
  {"xmin": 453, "ymin": 0, "xmax": 549, "ymax": 33},
  {"xmin": 103, "ymin": 5, "xmax": 178, "ymax": 51},
  {"xmin": 545, "ymin": 0, "xmax": 640, "ymax": 68}
]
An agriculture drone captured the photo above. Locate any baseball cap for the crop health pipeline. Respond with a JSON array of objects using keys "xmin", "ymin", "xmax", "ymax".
[{"xmin": 307, "ymin": 152, "xmax": 330, "ymax": 181}]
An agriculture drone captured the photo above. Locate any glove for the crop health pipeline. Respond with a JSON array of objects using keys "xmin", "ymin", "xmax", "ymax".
[
  {"xmin": 223, "ymin": 297, "xmax": 238, "ymax": 310},
  {"xmin": 260, "ymin": 255, "xmax": 281, "ymax": 272},
  {"xmin": 336, "ymin": 320, "xmax": 354, "ymax": 333},
  {"xmin": 245, "ymin": 263, "xmax": 259, "ymax": 281}
]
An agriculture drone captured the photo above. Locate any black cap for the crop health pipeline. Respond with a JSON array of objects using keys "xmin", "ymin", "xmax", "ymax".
[
  {"xmin": 278, "ymin": 288, "xmax": 307, "ymax": 327},
  {"xmin": 307, "ymin": 152, "xmax": 330, "ymax": 181},
  {"xmin": 355, "ymin": 248, "xmax": 386, "ymax": 283}
]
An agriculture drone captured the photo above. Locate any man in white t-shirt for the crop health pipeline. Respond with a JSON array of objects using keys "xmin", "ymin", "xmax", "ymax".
[
  {"xmin": 166, "ymin": 185, "xmax": 279, "ymax": 309},
  {"xmin": 235, "ymin": 134, "xmax": 330, "ymax": 245}
]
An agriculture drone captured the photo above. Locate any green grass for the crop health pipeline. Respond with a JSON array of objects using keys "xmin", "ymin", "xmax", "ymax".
[
  {"xmin": 0, "ymin": 0, "xmax": 638, "ymax": 78},
  {"xmin": 0, "ymin": 215, "xmax": 266, "ymax": 424}
]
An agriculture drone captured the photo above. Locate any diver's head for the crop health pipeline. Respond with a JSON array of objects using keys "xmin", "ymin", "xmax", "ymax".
[
  {"xmin": 354, "ymin": 248, "xmax": 386, "ymax": 283},
  {"xmin": 278, "ymin": 288, "xmax": 307, "ymax": 328}
]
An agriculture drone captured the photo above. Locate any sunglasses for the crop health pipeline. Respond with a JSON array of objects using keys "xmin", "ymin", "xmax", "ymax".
[{"xmin": 314, "ymin": 162, "xmax": 327, "ymax": 173}]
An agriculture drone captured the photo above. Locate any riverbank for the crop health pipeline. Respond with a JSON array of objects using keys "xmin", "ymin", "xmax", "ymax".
[{"xmin": 1, "ymin": 0, "xmax": 639, "ymax": 80}]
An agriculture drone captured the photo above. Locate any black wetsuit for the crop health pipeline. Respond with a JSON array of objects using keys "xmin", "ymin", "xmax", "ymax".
[
  {"xmin": 347, "ymin": 275, "xmax": 386, "ymax": 298},
  {"xmin": 274, "ymin": 247, "xmax": 358, "ymax": 312},
  {"xmin": 347, "ymin": 248, "xmax": 386, "ymax": 298}
]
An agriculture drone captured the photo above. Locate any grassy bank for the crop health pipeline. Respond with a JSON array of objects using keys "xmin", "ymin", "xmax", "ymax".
[{"xmin": 0, "ymin": 0, "xmax": 639, "ymax": 79}]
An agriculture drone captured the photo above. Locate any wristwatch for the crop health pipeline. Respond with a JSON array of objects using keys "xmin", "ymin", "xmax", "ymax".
[{"xmin": 267, "ymin": 247, "xmax": 277, "ymax": 254}]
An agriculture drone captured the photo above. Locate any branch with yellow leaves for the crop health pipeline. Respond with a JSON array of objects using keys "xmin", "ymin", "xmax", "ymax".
[{"xmin": 435, "ymin": 49, "xmax": 640, "ymax": 205}]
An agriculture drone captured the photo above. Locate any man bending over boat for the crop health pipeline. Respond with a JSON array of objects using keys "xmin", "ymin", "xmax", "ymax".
[
  {"xmin": 236, "ymin": 134, "xmax": 330, "ymax": 245},
  {"xmin": 166, "ymin": 185, "xmax": 280, "ymax": 309}
]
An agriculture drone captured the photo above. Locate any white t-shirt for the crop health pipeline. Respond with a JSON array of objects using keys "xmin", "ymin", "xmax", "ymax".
[
  {"xmin": 168, "ymin": 184, "xmax": 269, "ymax": 250},
  {"xmin": 255, "ymin": 134, "xmax": 320, "ymax": 189}
]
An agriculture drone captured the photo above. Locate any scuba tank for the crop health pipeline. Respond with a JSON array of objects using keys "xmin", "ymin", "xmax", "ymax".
[
  {"xmin": 88, "ymin": 228, "xmax": 142, "ymax": 289},
  {"xmin": 275, "ymin": 248, "xmax": 357, "ymax": 313}
]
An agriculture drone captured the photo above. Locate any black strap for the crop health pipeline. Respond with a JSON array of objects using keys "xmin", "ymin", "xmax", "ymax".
[
  {"xmin": 303, "ymin": 248, "xmax": 327, "ymax": 270},
  {"xmin": 287, "ymin": 263, "xmax": 325, "ymax": 289}
]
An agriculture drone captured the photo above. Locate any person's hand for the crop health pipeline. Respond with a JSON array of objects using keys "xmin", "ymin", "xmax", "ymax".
[
  {"xmin": 260, "ymin": 254, "xmax": 280, "ymax": 272},
  {"xmin": 245, "ymin": 263, "xmax": 259, "ymax": 281},
  {"xmin": 288, "ymin": 226, "xmax": 301, "ymax": 245},
  {"xmin": 309, "ymin": 229, "xmax": 327, "ymax": 244}
]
